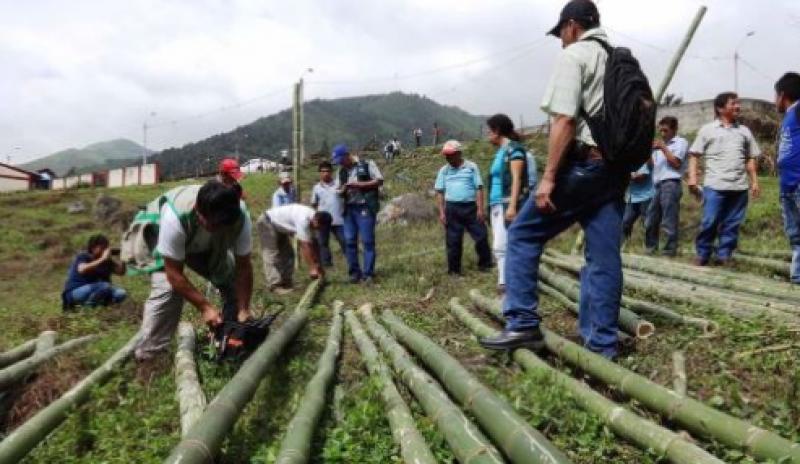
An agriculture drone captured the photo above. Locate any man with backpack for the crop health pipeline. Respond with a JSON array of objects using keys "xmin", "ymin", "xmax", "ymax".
[
  {"xmin": 479, "ymin": 0, "xmax": 654, "ymax": 360},
  {"xmin": 775, "ymin": 72, "xmax": 800, "ymax": 283},
  {"xmin": 434, "ymin": 140, "xmax": 493, "ymax": 276},
  {"xmin": 332, "ymin": 144, "xmax": 383, "ymax": 284}
]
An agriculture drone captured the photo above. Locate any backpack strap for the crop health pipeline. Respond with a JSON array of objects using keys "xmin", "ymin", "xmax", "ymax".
[{"xmin": 581, "ymin": 36, "xmax": 613, "ymax": 55}]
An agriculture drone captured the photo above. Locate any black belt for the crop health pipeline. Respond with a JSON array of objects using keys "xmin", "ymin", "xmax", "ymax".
[{"xmin": 570, "ymin": 142, "xmax": 603, "ymax": 161}]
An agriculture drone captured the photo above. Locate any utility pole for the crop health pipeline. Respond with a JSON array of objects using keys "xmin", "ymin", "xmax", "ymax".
[
  {"xmin": 733, "ymin": 31, "xmax": 755, "ymax": 94},
  {"xmin": 654, "ymin": 6, "xmax": 707, "ymax": 103},
  {"xmin": 299, "ymin": 78, "xmax": 305, "ymax": 165},
  {"xmin": 142, "ymin": 122, "xmax": 148, "ymax": 165},
  {"xmin": 291, "ymin": 81, "xmax": 301, "ymax": 269}
]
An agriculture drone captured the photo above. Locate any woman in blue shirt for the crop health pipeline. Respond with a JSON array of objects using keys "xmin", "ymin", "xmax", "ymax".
[{"xmin": 486, "ymin": 114, "xmax": 534, "ymax": 294}]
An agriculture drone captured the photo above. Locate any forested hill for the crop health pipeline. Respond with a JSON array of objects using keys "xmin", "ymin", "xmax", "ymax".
[{"xmin": 153, "ymin": 92, "xmax": 484, "ymax": 178}]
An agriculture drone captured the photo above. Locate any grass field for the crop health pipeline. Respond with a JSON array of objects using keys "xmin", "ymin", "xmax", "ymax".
[{"xmin": 0, "ymin": 136, "xmax": 798, "ymax": 463}]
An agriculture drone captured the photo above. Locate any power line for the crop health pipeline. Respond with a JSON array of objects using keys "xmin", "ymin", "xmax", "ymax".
[{"xmin": 738, "ymin": 57, "xmax": 775, "ymax": 83}]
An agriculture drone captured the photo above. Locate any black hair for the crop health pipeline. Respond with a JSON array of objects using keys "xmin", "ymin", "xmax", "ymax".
[
  {"xmin": 486, "ymin": 114, "xmax": 522, "ymax": 142},
  {"xmin": 775, "ymin": 72, "xmax": 800, "ymax": 103},
  {"xmin": 196, "ymin": 180, "xmax": 241, "ymax": 227},
  {"xmin": 87, "ymin": 234, "xmax": 109, "ymax": 252},
  {"xmin": 713, "ymin": 92, "xmax": 738, "ymax": 117},
  {"xmin": 318, "ymin": 161, "xmax": 333, "ymax": 171},
  {"xmin": 658, "ymin": 116, "xmax": 678, "ymax": 131},
  {"xmin": 314, "ymin": 211, "xmax": 333, "ymax": 229}
]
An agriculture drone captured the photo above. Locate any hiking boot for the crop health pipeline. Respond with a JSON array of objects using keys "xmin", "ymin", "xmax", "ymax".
[
  {"xmin": 478, "ymin": 328, "xmax": 545, "ymax": 352},
  {"xmin": 363, "ymin": 276, "xmax": 375, "ymax": 286},
  {"xmin": 693, "ymin": 256, "xmax": 709, "ymax": 266},
  {"xmin": 496, "ymin": 284, "xmax": 506, "ymax": 296},
  {"xmin": 349, "ymin": 274, "xmax": 362, "ymax": 284}
]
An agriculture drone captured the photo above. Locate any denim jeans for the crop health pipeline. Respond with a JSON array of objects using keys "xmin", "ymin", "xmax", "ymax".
[
  {"xmin": 317, "ymin": 224, "xmax": 345, "ymax": 267},
  {"xmin": 344, "ymin": 205, "xmax": 377, "ymax": 279},
  {"xmin": 645, "ymin": 179, "xmax": 682, "ymax": 254},
  {"xmin": 780, "ymin": 189, "xmax": 800, "ymax": 283},
  {"xmin": 622, "ymin": 199, "xmax": 651, "ymax": 239},
  {"xmin": 502, "ymin": 158, "xmax": 624, "ymax": 358},
  {"xmin": 444, "ymin": 201, "xmax": 492, "ymax": 274},
  {"xmin": 695, "ymin": 187, "xmax": 748, "ymax": 261},
  {"xmin": 69, "ymin": 282, "xmax": 127, "ymax": 307}
]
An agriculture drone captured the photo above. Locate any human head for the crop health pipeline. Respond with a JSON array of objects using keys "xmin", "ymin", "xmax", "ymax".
[
  {"xmin": 195, "ymin": 180, "xmax": 241, "ymax": 232},
  {"xmin": 278, "ymin": 171, "xmax": 292, "ymax": 189},
  {"xmin": 318, "ymin": 161, "xmax": 333, "ymax": 182},
  {"xmin": 658, "ymin": 116, "xmax": 678, "ymax": 141},
  {"xmin": 547, "ymin": 0, "xmax": 600, "ymax": 48},
  {"xmin": 714, "ymin": 92, "xmax": 740, "ymax": 121},
  {"xmin": 218, "ymin": 158, "xmax": 243, "ymax": 184},
  {"xmin": 775, "ymin": 72, "xmax": 800, "ymax": 113},
  {"xmin": 441, "ymin": 140, "xmax": 463, "ymax": 166},
  {"xmin": 332, "ymin": 144, "xmax": 353, "ymax": 167},
  {"xmin": 86, "ymin": 234, "xmax": 110, "ymax": 259},
  {"xmin": 311, "ymin": 211, "xmax": 333, "ymax": 230},
  {"xmin": 486, "ymin": 113, "xmax": 521, "ymax": 146}
]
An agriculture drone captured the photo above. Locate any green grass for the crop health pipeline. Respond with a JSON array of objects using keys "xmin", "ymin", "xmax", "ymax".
[{"xmin": 0, "ymin": 136, "xmax": 798, "ymax": 463}]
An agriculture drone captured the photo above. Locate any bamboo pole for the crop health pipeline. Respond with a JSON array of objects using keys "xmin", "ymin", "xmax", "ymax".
[
  {"xmin": 449, "ymin": 298, "xmax": 723, "ymax": 464},
  {"xmin": 275, "ymin": 302, "xmax": 344, "ymax": 464},
  {"xmin": 344, "ymin": 310, "xmax": 437, "ymax": 464},
  {"xmin": 35, "ymin": 331, "xmax": 57, "ymax": 354},
  {"xmin": 0, "ymin": 340, "xmax": 37, "ymax": 369},
  {"xmin": 740, "ymin": 250, "xmax": 792, "ymax": 261},
  {"xmin": 165, "ymin": 279, "xmax": 321, "ymax": 464},
  {"xmin": 0, "ymin": 332, "xmax": 141, "ymax": 464},
  {"xmin": 175, "ymin": 322, "xmax": 206, "ymax": 438},
  {"xmin": 358, "ymin": 305, "xmax": 504, "ymax": 464},
  {"xmin": 381, "ymin": 310, "xmax": 572, "ymax": 464},
  {"xmin": 672, "ymin": 351, "xmax": 687, "ymax": 396},
  {"xmin": 0, "ymin": 335, "xmax": 96, "ymax": 391},
  {"xmin": 467, "ymin": 291, "xmax": 800, "ymax": 464},
  {"xmin": 732, "ymin": 254, "xmax": 789, "ymax": 278}
]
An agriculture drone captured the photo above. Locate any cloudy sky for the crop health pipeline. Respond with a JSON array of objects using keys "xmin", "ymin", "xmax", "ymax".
[{"xmin": 3, "ymin": 0, "xmax": 798, "ymax": 163}]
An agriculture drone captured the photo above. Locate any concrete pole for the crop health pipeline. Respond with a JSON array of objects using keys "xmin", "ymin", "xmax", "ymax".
[
  {"xmin": 654, "ymin": 5, "xmax": 708, "ymax": 103},
  {"xmin": 292, "ymin": 81, "xmax": 301, "ymax": 270}
]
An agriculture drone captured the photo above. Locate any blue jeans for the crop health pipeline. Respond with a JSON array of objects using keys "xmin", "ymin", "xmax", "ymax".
[
  {"xmin": 445, "ymin": 201, "xmax": 492, "ymax": 274},
  {"xmin": 645, "ymin": 179, "xmax": 682, "ymax": 254},
  {"xmin": 695, "ymin": 187, "xmax": 748, "ymax": 262},
  {"xmin": 344, "ymin": 205, "xmax": 377, "ymax": 279},
  {"xmin": 780, "ymin": 189, "xmax": 800, "ymax": 283},
  {"xmin": 622, "ymin": 199, "xmax": 651, "ymax": 238},
  {"xmin": 69, "ymin": 282, "xmax": 127, "ymax": 307},
  {"xmin": 502, "ymin": 158, "xmax": 624, "ymax": 358},
  {"xmin": 317, "ymin": 224, "xmax": 345, "ymax": 267}
]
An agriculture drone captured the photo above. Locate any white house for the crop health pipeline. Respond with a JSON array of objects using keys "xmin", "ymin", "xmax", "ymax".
[
  {"xmin": 241, "ymin": 158, "xmax": 279, "ymax": 173},
  {"xmin": 0, "ymin": 162, "xmax": 36, "ymax": 193}
]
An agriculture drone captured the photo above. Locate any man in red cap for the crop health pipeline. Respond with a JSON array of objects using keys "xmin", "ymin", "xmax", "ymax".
[{"xmin": 217, "ymin": 158, "xmax": 245, "ymax": 199}]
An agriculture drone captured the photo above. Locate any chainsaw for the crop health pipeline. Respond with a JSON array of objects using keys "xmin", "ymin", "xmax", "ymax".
[{"xmin": 208, "ymin": 310, "xmax": 283, "ymax": 362}]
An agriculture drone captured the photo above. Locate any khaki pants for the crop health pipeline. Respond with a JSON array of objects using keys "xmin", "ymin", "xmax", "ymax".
[{"xmin": 256, "ymin": 213, "xmax": 294, "ymax": 289}]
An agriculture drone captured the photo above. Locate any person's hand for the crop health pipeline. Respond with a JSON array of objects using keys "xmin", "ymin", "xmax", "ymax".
[
  {"xmin": 653, "ymin": 140, "xmax": 666, "ymax": 151},
  {"xmin": 100, "ymin": 247, "xmax": 112, "ymax": 262},
  {"xmin": 237, "ymin": 308, "xmax": 254, "ymax": 323},
  {"xmin": 750, "ymin": 182, "xmax": 761, "ymax": 199},
  {"xmin": 687, "ymin": 182, "xmax": 702, "ymax": 200},
  {"xmin": 438, "ymin": 211, "xmax": 447, "ymax": 226},
  {"xmin": 310, "ymin": 266, "xmax": 324, "ymax": 279},
  {"xmin": 477, "ymin": 209, "xmax": 486, "ymax": 224},
  {"xmin": 535, "ymin": 177, "xmax": 557, "ymax": 213},
  {"xmin": 201, "ymin": 304, "xmax": 223, "ymax": 327},
  {"xmin": 504, "ymin": 206, "xmax": 517, "ymax": 223}
]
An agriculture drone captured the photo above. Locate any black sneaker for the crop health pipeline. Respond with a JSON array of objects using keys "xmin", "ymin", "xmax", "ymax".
[
  {"xmin": 478, "ymin": 327, "xmax": 545, "ymax": 352},
  {"xmin": 349, "ymin": 274, "xmax": 362, "ymax": 284}
]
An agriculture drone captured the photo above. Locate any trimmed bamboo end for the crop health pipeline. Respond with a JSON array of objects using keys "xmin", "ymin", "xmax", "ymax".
[{"xmin": 636, "ymin": 321, "xmax": 656, "ymax": 339}]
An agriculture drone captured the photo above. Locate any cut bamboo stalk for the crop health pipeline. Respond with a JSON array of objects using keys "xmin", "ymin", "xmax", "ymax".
[
  {"xmin": 358, "ymin": 305, "xmax": 504, "ymax": 464},
  {"xmin": 0, "ymin": 335, "xmax": 96, "ymax": 391},
  {"xmin": 175, "ymin": 322, "xmax": 206, "ymax": 438},
  {"xmin": 35, "ymin": 332, "xmax": 57, "ymax": 354},
  {"xmin": 734, "ymin": 254, "xmax": 790, "ymax": 278},
  {"xmin": 0, "ymin": 332, "xmax": 141, "ymax": 464},
  {"xmin": 345, "ymin": 309, "xmax": 437, "ymax": 464},
  {"xmin": 0, "ymin": 340, "xmax": 37, "ymax": 369},
  {"xmin": 165, "ymin": 279, "xmax": 321, "ymax": 464},
  {"xmin": 740, "ymin": 250, "xmax": 792, "ymax": 262},
  {"xmin": 381, "ymin": 310, "xmax": 572, "ymax": 464},
  {"xmin": 449, "ymin": 298, "xmax": 724, "ymax": 464},
  {"xmin": 468, "ymin": 290, "xmax": 800, "ymax": 463},
  {"xmin": 672, "ymin": 351, "xmax": 687, "ymax": 396},
  {"xmin": 275, "ymin": 302, "xmax": 344, "ymax": 464}
]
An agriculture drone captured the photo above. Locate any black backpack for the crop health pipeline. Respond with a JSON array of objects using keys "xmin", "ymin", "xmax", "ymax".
[{"xmin": 582, "ymin": 37, "xmax": 656, "ymax": 173}]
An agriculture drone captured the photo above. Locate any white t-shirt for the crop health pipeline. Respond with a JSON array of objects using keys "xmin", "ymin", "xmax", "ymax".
[
  {"xmin": 156, "ymin": 203, "xmax": 252, "ymax": 261},
  {"xmin": 266, "ymin": 204, "xmax": 315, "ymax": 243}
]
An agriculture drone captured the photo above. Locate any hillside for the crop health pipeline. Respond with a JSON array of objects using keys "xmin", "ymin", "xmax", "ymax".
[
  {"xmin": 154, "ymin": 92, "xmax": 484, "ymax": 178},
  {"xmin": 21, "ymin": 139, "xmax": 148, "ymax": 177}
]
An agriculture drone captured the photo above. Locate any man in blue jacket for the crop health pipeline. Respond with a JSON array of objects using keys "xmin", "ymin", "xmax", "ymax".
[{"xmin": 775, "ymin": 72, "xmax": 800, "ymax": 283}]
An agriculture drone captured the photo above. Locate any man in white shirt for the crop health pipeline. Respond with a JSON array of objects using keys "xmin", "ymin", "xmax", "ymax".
[
  {"xmin": 310, "ymin": 161, "xmax": 345, "ymax": 267},
  {"xmin": 256, "ymin": 204, "xmax": 331, "ymax": 294},
  {"xmin": 644, "ymin": 116, "xmax": 689, "ymax": 256},
  {"xmin": 134, "ymin": 181, "xmax": 254, "ymax": 361}
]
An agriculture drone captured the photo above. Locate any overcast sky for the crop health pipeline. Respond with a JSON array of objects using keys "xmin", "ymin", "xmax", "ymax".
[{"xmin": 3, "ymin": 0, "xmax": 798, "ymax": 163}]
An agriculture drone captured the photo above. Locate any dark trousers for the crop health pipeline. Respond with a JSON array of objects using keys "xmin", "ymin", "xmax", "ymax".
[
  {"xmin": 645, "ymin": 179, "xmax": 682, "ymax": 254},
  {"xmin": 502, "ymin": 158, "xmax": 623, "ymax": 359},
  {"xmin": 344, "ymin": 206, "xmax": 377, "ymax": 279},
  {"xmin": 317, "ymin": 224, "xmax": 345, "ymax": 267},
  {"xmin": 622, "ymin": 199, "xmax": 651, "ymax": 238},
  {"xmin": 445, "ymin": 201, "xmax": 492, "ymax": 274},
  {"xmin": 695, "ymin": 187, "xmax": 748, "ymax": 261}
]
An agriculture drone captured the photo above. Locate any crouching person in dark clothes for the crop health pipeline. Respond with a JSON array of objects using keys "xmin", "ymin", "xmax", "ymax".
[
  {"xmin": 62, "ymin": 234, "xmax": 127, "ymax": 309},
  {"xmin": 435, "ymin": 140, "xmax": 493, "ymax": 275},
  {"xmin": 479, "ymin": 0, "xmax": 628, "ymax": 360}
]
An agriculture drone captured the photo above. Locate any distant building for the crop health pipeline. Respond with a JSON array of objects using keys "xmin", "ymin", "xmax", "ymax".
[
  {"xmin": 0, "ymin": 162, "xmax": 36, "ymax": 193},
  {"xmin": 36, "ymin": 169, "xmax": 56, "ymax": 189},
  {"xmin": 241, "ymin": 158, "xmax": 279, "ymax": 173}
]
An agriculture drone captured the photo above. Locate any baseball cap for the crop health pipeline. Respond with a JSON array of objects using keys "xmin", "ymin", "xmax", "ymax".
[
  {"xmin": 278, "ymin": 171, "xmax": 292, "ymax": 184},
  {"xmin": 441, "ymin": 140, "xmax": 463, "ymax": 156},
  {"xmin": 547, "ymin": 0, "xmax": 600, "ymax": 37},
  {"xmin": 219, "ymin": 158, "xmax": 244, "ymax": 180},
  {"xmin": 331, "ymin": 144, "xmax": 349, "ymax": 164}
]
